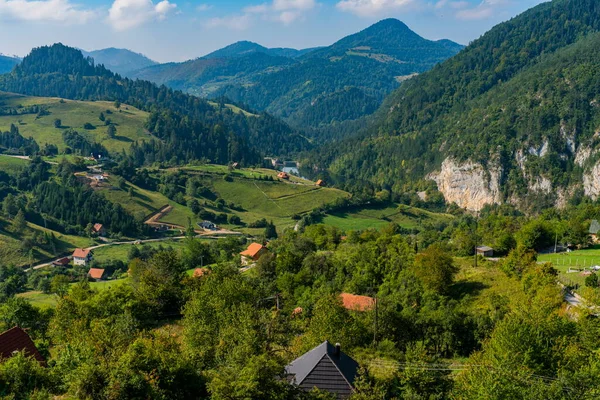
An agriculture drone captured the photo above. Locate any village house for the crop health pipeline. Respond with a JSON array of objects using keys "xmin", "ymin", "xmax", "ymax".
[
  {"xmin": 92, "ymin": 223, "xmax": 106, "ymax": 237},
  {"xmin": 87, "ymin": 268, "xmax": 106, "ymax": 281},
  {"xmin": 0, "ymin": 327, "xmax": 45, "ymax": 365},
  {"xmin": 240, "ymin": 242, "xmax": 267, "ymax": 266},
  {"xmin": 72, "ymin": 248, "xmax": 93, "ymax": 266},
  {"xmin": 476, "ymin": 246, "xmax": 494, "ymax": 257},
  {"xmin": 278, "ymin": 171, "xmax": 290, "ymax": 180},
  {"xmin": 316, "ymin": 179, "xmax": 325, "ymax": 187},
  {"xmin": 589, "ymin": 220, "xmax": 600, "ymax": 243},
  {"xmin": 285, "ymin": 341, "xmax": 359, "ymax": 399},
  {"xmin": 339, "ymin": 293, "xmax": 376, "ymax": 312}
]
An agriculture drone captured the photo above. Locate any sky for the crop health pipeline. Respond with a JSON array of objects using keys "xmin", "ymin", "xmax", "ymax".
[{"xmin": 0, "ymin": 0, "xmax": 548, "ymax": 63}]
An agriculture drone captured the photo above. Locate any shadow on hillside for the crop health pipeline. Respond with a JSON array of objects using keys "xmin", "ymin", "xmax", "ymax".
[
  {"xmin": 448, "ymin": 280, "xmax": 488, "ymax": 300},
  {"xmin": 115, "ymin": 135, "xmax": 133, "ymax": 143}
]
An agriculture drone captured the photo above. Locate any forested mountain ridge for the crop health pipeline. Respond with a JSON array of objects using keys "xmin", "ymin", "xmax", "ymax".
[
  {"xmin": 131, "ymin": 19, "xmax": 463, "ymax": 134},
  {"xmin": 0, "ymin": 55, "xmax": 20, "ymax": 74},
  {"xmin": 0, "ymin": 44, "xmax": 310, "ymax": 163},
  {"xmin": 81, "ymin": 48, "xmax": 158, "ymax": 76},
  {"xmin": 306, "ymin": 0, "xmax": 600, "ymax": 212},
  {"xmin": 202, "ymin": 40, "xmax": 319, "ymax": 59}
]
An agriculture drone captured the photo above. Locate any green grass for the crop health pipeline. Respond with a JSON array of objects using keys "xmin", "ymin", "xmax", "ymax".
[
  {"xmin": 207, "ymin": 101, "xmax": 258, "ymax": 117},
  {"xmin": 92, "ymin": 240, "xmax": 187, "ymax": 263},
  {"xmin": 0, "ymin": 155, "xmax": 29, "ymax": 172},
  {"xmin": 322, "ymin": 204, "xmax": 454, "ymax": 232},
  {"xmin": 538, "ymin": 246, "xmax": 600, "ymax": 287},
  {"xmin": 0, "ymin": 92, "xmax": 151, "ymax": 153}
]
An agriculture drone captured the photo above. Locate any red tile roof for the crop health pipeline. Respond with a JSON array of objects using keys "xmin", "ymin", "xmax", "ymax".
[
  {"xmin": 278, "ymin": 172, "xmax": 290, "ymax": 179},
  {"xmin": 340, "ymin": 293, "xmax": 375, "ymax": 312},
  {"xmin": 193, "ymin": 267, "xmax": 210, "ymax": 278},
  {"xmin": 0, "ymin": 327, "xmax": 45, "ymax": 364},
  {"xmin": 73, "ymin": 248, "xmax": 91, "ymax": 258},
  {"xmin": 316, "ymin": 179, "xmax": 325, "ymax": 186},
  {"xmin": 88, "ymin": 268, "xmax": 105, "ymax": 280},
  {"xmin": 93, "ymin": 223, "xmax": 104, "ymax": 232},
  {"xmin": 53, "ymin": 257, "xmax": 70, "ymax": 266},
  {"xmin": 240, "ymin": 243, "xmax": 266, "ymax": 259}
]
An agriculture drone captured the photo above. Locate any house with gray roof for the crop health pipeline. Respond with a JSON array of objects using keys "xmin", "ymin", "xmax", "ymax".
[{"xmin": 285, "ymin": 341, "xmax": 359, "ymax": 399}]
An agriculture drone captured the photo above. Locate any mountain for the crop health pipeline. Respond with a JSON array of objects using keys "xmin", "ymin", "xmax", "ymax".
[
  {"xmin": 0, "ymin": 55, "xmax": 19, "ymax": 74},
  {"xmin": 0, "ymin": 44, "xmax": 309, "ymax": 164},
  {"xmin": 202, "ymin": 41, "xmax": 319, "ymax": 59},
  {"xmin": 131, "ymin": 19, "xmax": 463, "ymax": 134},
  {"xmin": 82, "ymin": 48, "xmax": 158, "ymax": 76},
  {"xmin": 307, "ymin": 0, "xmax": 600, "ymax": 212}
]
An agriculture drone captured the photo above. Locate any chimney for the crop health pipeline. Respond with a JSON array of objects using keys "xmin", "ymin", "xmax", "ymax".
[{"xmin": 333, "ymin": 343, "xmax": 341, "ymax": 358}]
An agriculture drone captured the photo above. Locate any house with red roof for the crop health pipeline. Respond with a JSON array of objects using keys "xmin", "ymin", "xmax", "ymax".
[
  {"xmin": 316, "ymin": 179, "xmax": 325, "ymax": 187},
  {"xmin": 278, "ymin": 172, "xmax": 290, "ymax": 180},
  {"xmin": 73, "ymin": 248, "xmax": 93, "ymax": 266},
  {"xmin": 87, "ymin": 268, "xmax": 106, "ymax": 281},
  {"xmin": 193, "ymin": 267, "xmax": 211, "ymax": 278},
  {"xmin": 240, "ymin": 243, "xmax": 267, "ymax": 266},
  {"xmin": 340, "ymin": 293, "xmax": 375, "ymax": 312},
  {"xmin": 92, "ymin": 223, "xmax": 106, "ymax": 236},
  {"xmin": 0, "ymin": 327, "xmax": 45, "ymax": 365},
  {"xmin": 52, "ymin": 257, "xmax": 70, "ymax": 267}
]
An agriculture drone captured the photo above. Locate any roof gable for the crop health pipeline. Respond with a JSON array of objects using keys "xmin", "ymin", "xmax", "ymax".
[
  {"xmin": 73, "ymin": 248, "xmax": 91, "ymax": 258},
  {"xmin": 286, "ymin": 341, "xmax": 358, "ymax": 390},
  {"xmin": 88, "ymin": 268, "xmax": 105, "ymax": 279},
  {"xmin": 240, "ymin": 242, "xmax": 265, "ymax": 258},
  {"xmin": 0, "ymin": 327, "xmax": 45, "ymax": 364}
]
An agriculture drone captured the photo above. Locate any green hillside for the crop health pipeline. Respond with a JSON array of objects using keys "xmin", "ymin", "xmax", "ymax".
[{"xmin": 0, "ymin": 92, "xmax": 150, "ymax": 152}]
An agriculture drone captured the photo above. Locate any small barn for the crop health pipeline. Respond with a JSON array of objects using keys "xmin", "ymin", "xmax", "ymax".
[
  {"xmin": 0, "ymin": 327, "xmax": 45, "ymax": 364},
  {"xmin": 286, "ymin": 341, "xmax": 359, "ymax": 399},
  {"xmin": 476, "ymin": 246, "xmax": 494, "ymax": 257},
  {"xmin": 278, "ymin": 172, "xmax": 290, "ymax": 180},
  {"xmin": 52, "ymin": 257, "xmax": 70, "ymax": 267},
  {"xmin": 92, "ymin": 223, "xmax": 106, "ymax": 237},
  {"xmin": 316, "ymin": 179, "xmax": 325, "ymax": 187},
  {"xmin": 88, "ymin": 268, "xmax": 106, "ymax": 281}
]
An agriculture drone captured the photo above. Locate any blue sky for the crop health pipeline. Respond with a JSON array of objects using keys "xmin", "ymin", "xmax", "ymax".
[{"xmin": 0, "ymin": 0, "xmax": 548, "ymax": 62}]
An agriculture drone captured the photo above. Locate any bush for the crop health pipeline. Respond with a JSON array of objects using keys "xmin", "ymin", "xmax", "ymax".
[
  {"xmin": 585, "ymin": 273, "xmax": 599, "ymax": 288},
  {"xmin": 83, "ymin": 122, "xmax": 95, "ymax": 130}
]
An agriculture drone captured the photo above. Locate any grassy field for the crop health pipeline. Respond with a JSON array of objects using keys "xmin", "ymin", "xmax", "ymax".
[
  {"xmin": 0, "ymin": 219, "xmax": 94, "ymax": 267},
  {"xmin": 322, "ymin": 204, "xmax": 454, "ymax": 232},
  {"xmin": 538, "ymin": 246, "xmax": 600, "ymax": 287},
  {"xmin": 92, "ymin": 240, "xmax": 188, "ymax": 263},
  {"xmin": 0, "ymin": 155, "xmax": 29, "ymax": 172},
  {"xmin": 0, "ymin": 92, "xmax": 151, "ymax": 153}
]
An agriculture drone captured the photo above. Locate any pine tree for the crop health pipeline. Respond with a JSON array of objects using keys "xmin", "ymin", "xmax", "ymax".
[{"xmin": 13, "ymin": 209, "xmax": 27, "ymax": 234}]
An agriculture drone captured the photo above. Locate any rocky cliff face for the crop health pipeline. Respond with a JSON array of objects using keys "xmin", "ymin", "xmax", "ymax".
[
  {"xmin": 429, "ymin": 158, "xmax": 502, "ymax": 212},
  {"xmin": 584, "ymin": 161, "xmax": 600, "ymax": 199}
]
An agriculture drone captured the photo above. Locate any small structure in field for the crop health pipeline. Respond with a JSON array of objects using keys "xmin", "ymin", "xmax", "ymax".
[
  {"xmin": 316, "ymin": 179, "xmax": 325, "ymax": 187},
  {"xmin": 52, "ymin": 257, "xmax": 70, "ymax": 267},
  {"xmin": 285, "ymin": 341, "xmax": 359, "ymax": 399},
  {"xmin": 92, "ymin": 223, "xmax": 106, "ymax": 236},
  {"xmin": 73, "ymin": 248, "xmax": 93, "ymax": 266},
  {"xmin": 87, "ymin": 268, "xmax": 106, "ymax": 281},
  {"xmin": 339, "ymin": 293, "xmax": 375, "ymax": 312},
  {"xmin": 240, "ymin": 242, "xmax": 267, "ymax": 266},
  {"xmin": 198, "ymin": 220, "xmax": 217, "ymax": 230},
  {"xmin": 0, "ymin": 327, "xmax": 45, "ymax": 364},
  {"xmin": 232, "ymin": 162, "xmax": 240, "ymax": 169},
  {"xmin": 476, "ymin": 246, "xmax": 494, "ymax": 257},
  {"xmin": 278, "ymin": 172, "xmax": 290, "ymax": 180}
]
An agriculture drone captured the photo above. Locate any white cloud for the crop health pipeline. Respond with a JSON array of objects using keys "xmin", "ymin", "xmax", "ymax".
[
  {"xmin": 455, "ymin": 0, "xmax": 509, "ymax": 20},
  {"xmin": 108, "ymin": 0, "xmax": 177, "ymax": 31},
  {"xmin": 273, "ymin": 0, "xmax": 315, "ymax": 11},
  {"xmin": 0, "ymin": 0, "xmax": 95, "ymax": 23},
  {"xmin": 196, "ymin": 3, "xmax": 212, "ymax": 12},
  {"xmin": 205, "ymin": 14, "xmax": 252, "ymax": 30},
  {"xmin": 335, "ymin": 0, "xmax": 416, "ymax": 17}
]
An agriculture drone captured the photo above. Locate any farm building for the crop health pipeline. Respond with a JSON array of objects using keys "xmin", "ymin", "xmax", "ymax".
[
  {"xmin": 589, "ymin": 220, "xmax": 600, "ymax": 243},
  {"xmin": 193, "ymin": 267, "xmax": 211, "ymax": 278},
  {"xmin": 198, "ymin": 221, "xmax": 217, "ymax": 230},
  {"xmin": 339, "ymin": 293, "xmax": 375, "ymax": 312},
  {"xmin": 476, "ymin": 246, "xmax": 494, "ymax": 257},
  {"xmin": 285, "ymin": 341, "xmax": 359, "ymax": 399},
  {"xmin": 87, "ymin": 268, "xmax": 106, "ymax": 281},
  {"xmin": 240, "ymin": 243, "xmax": 267, "ymax": 266},
  {"xmin": 52, "ymin": 257, "xmax": 70, "ymax": 267},
  {"xmin": 92, "ymin": 223, "xmax": 106, "ymax": 236},
  {"xmin": 0, "ymin": 327, "xmax": 45, "ymax": 364},
  {"xmin": 278, "ymin": 172, "xmax": 290, "ymax": 180},
  {"xmin": 316, "ymin": 179, "xmax": 325, "ymax": 187},
  {"xmin": 73, "ymin": 248, "xmax": 93, "ymax": 266}
]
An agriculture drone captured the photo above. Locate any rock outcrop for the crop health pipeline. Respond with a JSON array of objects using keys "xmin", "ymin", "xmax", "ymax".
[
  {"xmin": 584, "ymin": 161, "xmax": 600, "ymax": 199},
  {"xmin": 430, "ymin": 158, "xmax": 502, "ymax": 212}
]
